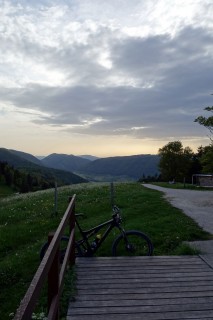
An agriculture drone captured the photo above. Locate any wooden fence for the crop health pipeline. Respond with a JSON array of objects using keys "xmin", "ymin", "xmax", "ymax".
[{"xmin": 13, "ymin": 195, "xmax": 76, "ymax": 320}]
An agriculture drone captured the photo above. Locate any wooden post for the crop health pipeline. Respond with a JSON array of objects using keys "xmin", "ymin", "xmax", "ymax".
[
  {"xmin": 48, "ymin": 233, "xmax": 59, "ymax": 320},
  {"xmin": 69, "ymin": 200, "xmax": 76, "ymax": 265},
  {"xmin": 110, "ymin": 182, "xmax": 114, "ymax": 207}
]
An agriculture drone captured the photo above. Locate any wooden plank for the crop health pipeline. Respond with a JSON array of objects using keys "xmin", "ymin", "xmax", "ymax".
[
  {"xmin": 77, "ymin": 285, "xmax": 213, "ymax": 295},
  {"xmin": 76, "ymin": 257, "xmax": 204, "ymax": 266},
  {"xmin": 77, "ymin": 264, "xmax": 211, "ymax": 271},
  {"xmin": 77, "ymin": 271, "xmax": 213, "ymax": 279},
  {"xmin": 77, "ymin": 276, "xmax": 213, "ymax": 285},
  {"xmin": 76, "ymin": 258, "xmax": 204, "ymax": 265},
  {"xmin": 76, "ymin": 256, "xmax": 204, "ymax": 261},
  {"xmin": 67, "ymin": 256, "xmax": 213, "ymax": 320},
  {"xmin": 76, "ymin": 291, "xmax": 213, "ymax": 301},
  {"xmin": 77, "ymin": 256, "xmax": 203, "ymax": 260},
  {"xmin": 68, "ymin": 302, "xmax": 213, "ymax": 315},
  {"xmin": 71, "ymin": 296, "xmax": 213, "ymax": 308},
  {"xmin": 76, "ymin": 280, "xmax": 213, "ymax": 289},
  {"xmin": 67, "ymin": 310, "xmax": 213, "ymax": 319},
  {"xmin": 200, "ymin": 254, "xmax": 213, "ymax": 269},
  {"xmin": 77, "ymin": 265, "xmax": 210, "ymax": 271}
]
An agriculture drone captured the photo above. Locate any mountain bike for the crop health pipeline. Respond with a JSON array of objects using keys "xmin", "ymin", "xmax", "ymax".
[{"xmin": 40, "ymin": 205, "xmax": 153, "ymax": 260}]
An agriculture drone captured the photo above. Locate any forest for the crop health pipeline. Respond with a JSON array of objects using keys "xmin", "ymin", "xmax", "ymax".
[{"xmin": 0, "ymin": 161, "xmax": 56, "ymax": 193}]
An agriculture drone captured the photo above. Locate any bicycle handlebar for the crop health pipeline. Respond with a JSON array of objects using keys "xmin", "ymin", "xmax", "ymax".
[{"xmin": 112, "ymin": 205, "xmax": 120, "ymax": 213}]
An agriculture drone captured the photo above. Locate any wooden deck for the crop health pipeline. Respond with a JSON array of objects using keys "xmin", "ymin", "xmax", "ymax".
[{"xmin": 67, "ymin": 256, "xmax": 213, "ymax": 319}]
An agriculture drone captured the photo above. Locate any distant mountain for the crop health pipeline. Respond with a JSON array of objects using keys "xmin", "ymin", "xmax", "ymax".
[
  {"xmin": 41, "ymin": 153, "xmax": 159, "ymax": 181},
  {"xmin": 78, "ymin": 154, "xmax": 160, "ymax": 180},
  {"xmin": 41, "ymin": 153, "xmax": 91, "ymax": 172},
  {"xmin": 0, "ymin": 148, "xmax": 40, "ymax": 168},
  {"xmin": 0, "ymin": 148, "xmax": 87, "ymax": 186},
  {"xmin": 9, "ymin": 149, "xmax": 42, "ymax": 166},
  {"xmin": 0, "ymin": 147, "xmax": 160, "ymax": 183},
  {"xmin": 79, "ymin": 155, "xmax": 99, "ymax": 161}
]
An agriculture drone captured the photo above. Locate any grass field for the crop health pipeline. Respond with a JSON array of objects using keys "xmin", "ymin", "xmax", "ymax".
[
  {"xmin": 151, "ymin": 181, "xmax": 213, "ymax": 190},
  {"xmin": 0, "ymin": 184, "xmax": 15, "ymax": 198},
  {"xmin": 0, "ymin": 182, "xmax": 212, "ymax": 319}
]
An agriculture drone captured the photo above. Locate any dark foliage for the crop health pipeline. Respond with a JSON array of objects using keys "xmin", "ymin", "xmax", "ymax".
[
  {"xmin": 0, "ymin": 148, "xmax": 87, "ymax": 191},
  {"xmin": 0, "ymin": 162, "xmax": 41, "ymax": 192},
  {"xmin": 79, "ymin": 154, "xmax": 160, "ymax": 179}
]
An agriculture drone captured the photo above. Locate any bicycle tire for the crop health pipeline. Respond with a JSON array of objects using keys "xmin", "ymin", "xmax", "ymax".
[
  {"xmin": 112, "ymin": 230, "xmax": 153, "ymax": 256},
  {"xmin": 40, "ymin": 236, "xmax": 69, "ymax": 263}
]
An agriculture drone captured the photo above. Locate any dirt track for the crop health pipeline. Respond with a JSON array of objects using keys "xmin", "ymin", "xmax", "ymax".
[{"xmin": 143, "ymin": 184, "xmax": 213, "ymax": 234}]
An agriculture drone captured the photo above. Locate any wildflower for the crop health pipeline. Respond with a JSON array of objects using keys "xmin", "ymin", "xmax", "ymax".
[{"xmin": 31, "ymin": 312, "xmax": 47, "ymax": 320}]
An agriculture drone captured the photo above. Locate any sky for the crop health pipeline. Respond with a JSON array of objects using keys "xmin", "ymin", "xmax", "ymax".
[{"xmin": 0, "ymin": 0, "xmax": 213, "ymax": 157}]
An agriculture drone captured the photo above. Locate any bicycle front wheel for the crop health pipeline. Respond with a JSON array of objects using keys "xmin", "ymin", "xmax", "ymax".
[
  {"xmin": 40, "ymin": 236, "xmax": 69, "ymax": 263},
  {"xmin": 112, "ymin": 230, "xmax": 153, "ymax": 256}
]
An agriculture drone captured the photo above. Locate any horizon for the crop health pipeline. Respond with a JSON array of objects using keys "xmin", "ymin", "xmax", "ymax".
[
  {"xmin": 0, "ymin": 1, "xmax": 212, "ymax": 156},
  {"xmin": 0, "ymin": 145, "xmax": 206, "ymax": 160},
  {"xmin": 1, "ymin": 145, "xmax": 159, "ymax": 158}
]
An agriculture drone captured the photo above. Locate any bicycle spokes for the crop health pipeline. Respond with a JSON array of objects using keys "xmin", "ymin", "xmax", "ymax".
[{"xmin": 126, "ymin": 243, "xmax": 135, "ymax": 253}]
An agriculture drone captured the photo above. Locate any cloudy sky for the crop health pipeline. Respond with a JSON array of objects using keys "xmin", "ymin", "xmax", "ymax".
[{"xmin": 0, "ymin": 0, "xmax": 212, "ymax": 157}]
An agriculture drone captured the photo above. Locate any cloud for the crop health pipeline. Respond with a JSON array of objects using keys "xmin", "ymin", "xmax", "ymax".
[{"xmin": 0, "ymin": 1, "xmax": 212, "ymax": 155}]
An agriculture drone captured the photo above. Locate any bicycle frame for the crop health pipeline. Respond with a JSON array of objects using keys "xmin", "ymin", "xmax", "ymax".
[
  {"xmin": 75, "ymin": 213, "xmax": 124, "ymax": 256},
  {"xmin": 40, "ymin": 205, "xmax": 153, "ymax": 261}
]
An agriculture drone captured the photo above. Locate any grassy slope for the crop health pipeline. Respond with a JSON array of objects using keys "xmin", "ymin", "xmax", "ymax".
[
  {"xmin": 0, "ymin": 184, "xmax": 15, "ymax": 198},
  {"xmin": 151, "ymin": 181, "xmax": 213, "ymax": 191},
  {"xmin": 0, "ymin": 182, "xmax": 212, "ymax": 319}
]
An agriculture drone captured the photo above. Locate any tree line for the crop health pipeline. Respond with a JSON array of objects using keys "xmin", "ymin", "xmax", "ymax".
[
  {"xmin": 158, "ymin": 141, "xmax": 213, "ymax": 183},
  {"xmin": 0, "ymin": 162, "xmax": 55, "ymax": 193},
  {"xmin": 158, "ymin": 104, "xmax": 213, "ymax": 182}
]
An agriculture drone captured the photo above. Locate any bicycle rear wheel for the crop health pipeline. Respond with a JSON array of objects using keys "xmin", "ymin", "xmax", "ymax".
[{"xmin": 112, "ymin": 230, "xmax": 153, "ymax": 256}]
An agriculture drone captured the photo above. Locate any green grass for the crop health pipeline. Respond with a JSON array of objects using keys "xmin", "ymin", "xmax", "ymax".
[
  {"xmin": 0, "ymin": 184, "xmax": 15, "ymax": 198},
  {"xmin": 150, "ymin": 181, "xmax": 213, "ymax": 190},
  {"xmin": 0, "ymin": 182, "xmax": 212, "ymax": 319}
]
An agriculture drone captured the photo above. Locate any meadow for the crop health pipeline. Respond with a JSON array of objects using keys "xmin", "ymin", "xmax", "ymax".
[
  {"xmin": 0, "ymin": 182, "xmax": 212, "ymax": 319},
  {"xmin": 152, "ymin": 181, "xmax": 213, "ymax": 190}
]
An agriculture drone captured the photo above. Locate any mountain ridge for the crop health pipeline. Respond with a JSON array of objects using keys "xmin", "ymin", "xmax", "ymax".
[
  {"xmin": 0, "ymin": 147, "xmax": 160, "ymax": 182},
  {"xmin": 41, "ymin": 153, "xmax": 90, "ymax": 172},
  {"xmin": 77, "ymin": 154, "xmax": 160, "ymax": 180},
  {"xmin": 0, "ymin": 148, "xmax": 87, "ymax": 186}
]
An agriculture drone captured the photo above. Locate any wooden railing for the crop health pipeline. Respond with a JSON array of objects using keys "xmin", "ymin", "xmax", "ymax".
[{"xmin": 13, "ymin": 195, "xmax": 76, "ymax": 320}]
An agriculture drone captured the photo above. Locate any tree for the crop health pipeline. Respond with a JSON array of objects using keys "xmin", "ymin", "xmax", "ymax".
[
  {"xmin": 195, "ymin": 106, "xmax": 213, "ymax": 141},
  {"xmin": 4, "ymin": 164, "xmax": 14, "ymax": 186},
  {"xmin": 14, "ymin": 169, "xmax": 22, "ymax": 189},
  {"xmin": 158, "ymin": 141, "xmax": 194, "ymax": 182},
  {"xmin": 194, "ymin": 98, "xmax": 213, "ymax": 172},
  {"xmin": 200, "ymin": 144, "xmax": 213, "ymax": 173},
  {"xmin": 188, "ymin": 146, "xmax": 204, "ymax": 176}
]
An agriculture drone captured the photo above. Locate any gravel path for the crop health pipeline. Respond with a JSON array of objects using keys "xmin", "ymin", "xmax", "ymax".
[
  {"xmin": 143, "ymin": 184, "xmax": 213, "ymax": 262},
  {"xmin": 143, "ymin": 184, "xmax": 213, "ymax": 234}
]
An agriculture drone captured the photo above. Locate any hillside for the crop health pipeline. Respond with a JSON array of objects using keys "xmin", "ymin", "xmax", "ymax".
[
  {"xmin": 0, "ymin": 148, "xmax": 87, "ymax": 186},
  {"xmin": 0, "ymin": 148, "xmax": 40, "ymax": 168},
  {"xmin": 79, "ymin": 155, "xmax": 99, "ymax": 161},
  {"xmin": 42, "ymin": 153, "xmax": 91, "ymax": 172},
  {"xmin": 9, "ymin": 149, "xmax": 42, "ymax": 166},
  {"xmin": 1, "ymin": 183, "xmax": 211, "ymax": 319},
  {"xmin": 78, "ymin": 154, "xmax": 160, "ymax": 180},
  {"xmin": 41, "ymin": 153, "xmax": 160, "ymax": 181},
  {"xmin": 0, "ymin": 148, "xmax": 160, "ymax": 182}
]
